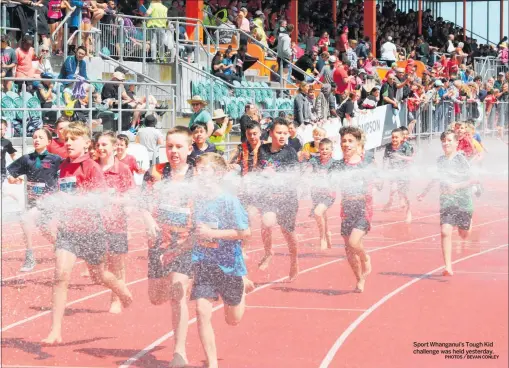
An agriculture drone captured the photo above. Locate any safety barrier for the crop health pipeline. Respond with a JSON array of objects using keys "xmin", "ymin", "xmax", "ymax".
[
  {"xmin": 474, "ymin": 57, "xmax": 508, "ymax": 81},
  {"xmin": 0, "ymin": 77, "xmax": 177, "ymax": 154}
]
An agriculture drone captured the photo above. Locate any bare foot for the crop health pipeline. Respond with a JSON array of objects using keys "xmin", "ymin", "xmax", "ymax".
[
  {"xmin": 320, "ymin": 238, "xmax": 328, "ymax": 250},
  {"xmin": 118, "ymin": 288, "xmax": 133, "ymax": 308},
  {"xmin": 243, "ymin": 276, "xmax": 255, "ymax": 294},
  {"xmin": 109, "ymin": 300, "xmax": 122, "ymax": 314},
  {"xmin": 382, "ymin": 203, "xmax": 392, "ymax": 212},
  {"xmin": 442, "ymin": 269, "xmax": 454, "ymax": 276},
  {"xmin": 258, "ymin": 254, "xmax": 273, "ymax": 271},
  {"xmin": 41, "ymin": 331, "xmax": 62, "ymax": 345},
  {"xmin": 405, "ymin": 210, "xmax": 412, "ymax": 224},
  {"xmin": 242, "ymin": 249, "xmax": 249, "ymax": 260},
  {"xmin": 326, "ymin": 231, "xmax": 333, "ymax": 249},
  {"xmin": 354, "ymin": 278, "xmax": 365, "ymax": 293},
  {"xmin": 81, "ymin": 267, "xmax": 90, "ymax": 278},
  {"xmin": 361, "ymin": 255, "xmax": 372, "ymax": 277},
  {"xmin": 169, "ymin": 352, "xmax": 188, "ymax": 368},
  {"xmin": 289, "ymin": 263, "xmax": 299, "ymax": 282}
]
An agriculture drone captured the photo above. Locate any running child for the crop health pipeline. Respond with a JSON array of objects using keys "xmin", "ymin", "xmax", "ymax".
[
  {"xmin": 299, "ymin": 126, "xmax": 326, "ymax": 161},
  {"xmin": 383, "ymin": 128, "xmax": 414, "ymax": 223},
  {"xmin": 256, "ymin": 118, "xmax": 300, "ymax": 281},
  {"xmin": 42, "ymin": 122, "xmax": 132, "ymax": 345},
  {"xmin": 47, "ymin": 117, "xmax": 70, "ymax": 158},
  {"xmin": 417, "ymin": 130, "xmax": 477, "ymax": 276},
  {"xmin": 306, "ymin": 138, "xmax": 336, "ymax": 250},
  {"xmin": 141, "ymin": 126, "xmax": 195, "ymax": 367},
  {"xmin": 329, "ymin": 126, "xmax": 377, "ymax": 293},
  {"xmin": 191, "ymin": 153, "xmax": 251, "ymax": 368},
  {"xmin": 190, "ymin": 122, "xmax": 218, "ymax": 160},
  {"xmin": 96, "ymin": 131, "xmax": 136, "ymax": 314},
  {"xmin": 116, "ymin": 133, "xmax": 145, "ymax": 174},
  {"xmin": 7, "ymin": 128, "xmax": 63, "ymax": 272}
]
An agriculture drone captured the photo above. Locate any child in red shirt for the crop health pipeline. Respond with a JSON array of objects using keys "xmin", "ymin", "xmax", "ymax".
[
  {"xmin": 47, "ymin": 117, "xmax": 70, "ymax": 159},
  {"xmin": 116, "ymin": 133, "xmax": 144, "ymax": 174},
  {"xmin": 42, "ymin": 122, "xmax": 133, "ymax": 345},
  {"xmin": 96, "ymin": 131, "xmax": 135, "ymax": 314}
]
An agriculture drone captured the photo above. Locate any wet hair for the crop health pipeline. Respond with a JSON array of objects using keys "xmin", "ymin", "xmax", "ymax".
[
  {"xmin": 190, "ymin": 122, "xmax": 208, "ymax": 132},
  {"xmin": 55, "ymin": 116, "xmax": 70, "ymax": 129},
  {"xmin": 64, "ymin": 121, "xmax": 91, "ymax": 139},
  {"xmin": 117, "ymin": 133, "xmax": 130, "ymax": 147},
  {"xmin": 33, "ymin": 128, "xmax": 53, "ymax": 142},
  {"xmin": 270, "ymin": 117, "xmax": 288, "ymax": 131},
  {"xmin": 98, "ymin": 130, "xmax": 117, "ymax": 145},
  {"xmin": 319, "ymin": 138, "xmax": 333, "ymax": 148},
  {"xmin": 245, "ymin": 121, "xmax": 261, "ymax": 131},
  {"xmin": 195, "ymin": 152, "xmax": 228, "ymax": 172},
  {"xmin": 391, "ymin": 128, "xmax": 403, "ymax": 135},
  {"xmin": 339, "ymin": 126, "xmax": 363, "ymax": 141},
  {"xmin": 440, "ymin": 129, "xmax": 457, "ymax": 141},
  {"xmin": 166, "ymin": 126, "xmax": 193, "ymax": 146}
]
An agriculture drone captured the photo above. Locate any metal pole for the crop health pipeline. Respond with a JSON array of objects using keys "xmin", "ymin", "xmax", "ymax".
[
  {"xmin": 35, "ymin": 10, "xmax": 39, "ymax": 55},
  {"xmin": 176, "ymin": 20, "xmax": 180, "ymax": 63},
  {"xmin": 64, "ymin": 22, "xmax": 69, "ymax": 60},
  {"xmin": 470, "ymin": 0, "xmax": 473, "ymax": 42},
  {"xmin": 21, "ymin": 83, "xmax": 28, "ymax": 155},
  {"xmin": 77, "ymin": 11, "xmax": 82, "ymax": 47},
  {"xmin": 119, "ymin": 19, "xmax": 124, "ymax": 62},
  {"xmin": 88, "ymin": 85, "xmax": 93, "ymax": 131},
  {"xmin": 170, "ymin": 87, "xmax": 175, "ymax": 128},
  {"xmin": 501, "ymin": 0, "xmax": 505, "ymax": 41},
  {"xmin": 487, "ymin": 1, "xmax": 489, "ymax": 44},
  {"xmin": 142, "ymin": 21, "xmax": 147, "ymax": 75},
  {"xmin": 118, "ymin": 84, "xmax": 123, "ymax": 133},
  {"xmin": 1, "ymin": 5, "xmax": 7, "ymax": 33}
]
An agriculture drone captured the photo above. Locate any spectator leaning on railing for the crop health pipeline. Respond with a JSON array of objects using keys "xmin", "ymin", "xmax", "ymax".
[{"xmin": 58, "ymin": 45, "xmax": 88, "ymax": 87}]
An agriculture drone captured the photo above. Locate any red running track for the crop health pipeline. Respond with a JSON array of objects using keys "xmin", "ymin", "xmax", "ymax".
[{"xmin": 1, "ymin": 182, "xmax": 507, "ymax": 368}]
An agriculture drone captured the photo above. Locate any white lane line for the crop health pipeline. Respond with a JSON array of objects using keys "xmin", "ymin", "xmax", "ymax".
[
  {"xmin": 318, "ymin": 243, "xmax": 509, "ymax": 368},
  {"xmin": 0, "ymin": 212, "xmax": 444, "ymax": 333},
  {"xmin": 246, "ymin": 306, "xmax": 367, "ymax": 312},
  {"xmin": 119, "ymin": 217, "xmax": 507, "ymax": 368}
]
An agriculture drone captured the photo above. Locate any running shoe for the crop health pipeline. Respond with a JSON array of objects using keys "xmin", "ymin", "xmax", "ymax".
[{"xmin": 19, "ymin": 256, "xmax": 36, "ymax": 272}]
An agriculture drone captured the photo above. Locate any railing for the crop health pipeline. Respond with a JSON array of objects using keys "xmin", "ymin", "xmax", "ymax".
[
  {"xmin": 176, "ymin": 58, "xmax": 296, "ymax": 118},
  {"xmin": 0, "ymin": 2, "xmax": 40, "ymax": 55},
  {"xmin": 50, "ymin": 6, "xmax": 76, "ymax": 42},
  {"xmin": 0, "ymin": 77, "xmax": 177, "ymax": 154},
  {"xmin": 474, "ymin": 56, "xmax": 508, "ymax": 81},
  {"xmin": 405, "ymin": 99, "xmax": 508, "ymax": 146}
]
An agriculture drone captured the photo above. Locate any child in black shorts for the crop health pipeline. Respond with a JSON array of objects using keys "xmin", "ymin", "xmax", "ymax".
[
  {"xmin": 192, "ymin": 153, "xmax": 251, "ymax": 368},
  {"xmin": 418, "ymin": 130, "xmax": 476, "ymax": 276},
  {"xmin": 256, "ymin": 118, "xmax": 300, "ymax": 281}
]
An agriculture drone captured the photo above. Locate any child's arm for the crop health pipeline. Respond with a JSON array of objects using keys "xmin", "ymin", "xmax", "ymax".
[
  {"xmin": 196, "ymin": 224, "xmax": 251, "ymax": 241},
  {"xmin": 417, "ymin": 179, "xmax": 438, "ymax": 201},
  {"xmin": 141, "ymin": 209, "xmax": 160, "ymax": 239}
]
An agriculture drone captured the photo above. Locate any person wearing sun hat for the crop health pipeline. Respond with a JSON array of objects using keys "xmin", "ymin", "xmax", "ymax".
[
  {"xmin": 208, "ymin": 108, "xmax": 233, "ymax": 154},
  {"xmin": 188, "ymin": 96, "xmax": 214, "ymax": 136}
]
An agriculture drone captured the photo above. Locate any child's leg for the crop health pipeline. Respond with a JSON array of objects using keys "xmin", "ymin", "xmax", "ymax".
[
  {"xmin": 324, "ymin": 211, "xmax": 333, "ymax": 249},
  {"xmin": 383, "ymin": 181, "xmax": 397, "ymax": 211},
  {"xmin": 314, "ymin": 203, "xmax": 328, "ymax": 250},
  {"xmin": 19, "ymin": 207, "xmax": 40, "ymax": 272},
  {"xmin": 42, "ymin": 249, "xmax": 77, "ymax": 344},
  {"xmin": 169, "ymin": 272, "xmax": 190, "ymax": 365},
  {"xmin": 196, "ymin": 298, "xmax": 218, "ymax": 368},
  {"xmin": 345, "ymin": 228, "xmax": 370, "ymax": 292},
  {"xmin": 399, "ymin": 183, "xmax": 412, "ymax": 223},
  {"xmin": 258, "ymin": 212, "xmax": 276, "ymax": 270},
  {"xmin": 107, "ymin": 253, "xmax": 125, "ymax": 314},
  {"xmin": 281, "ymin": 228, "xmax": 299, "ymax": 281},
  {"xmin": 440, "ymin": 223, "xmax": 454, "ymax": 275},
  {"xmin": 87, "ymin": 262, "xmax": 132, "ymax": 306}
]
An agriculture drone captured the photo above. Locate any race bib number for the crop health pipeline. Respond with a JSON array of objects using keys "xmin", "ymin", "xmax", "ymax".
[
  {"xmin": 27, "ymin": 182, "xmax": 46, "ymax": 200},
  {"xmin": 199, "ymin": 221, "xmax": 219, "ymax": 249},
  {"xmin": 58, "ymin": 176, "xmax": 77, "ymax": 193},
  {"xmin": 158, "ymin": 203, "xmax": 191, "ymax": 229}
]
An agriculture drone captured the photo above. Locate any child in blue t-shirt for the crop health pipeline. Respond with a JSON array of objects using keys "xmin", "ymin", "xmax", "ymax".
[{"xmin": 191, "ymin": 152, "xmax": 252, "ymax": 368}]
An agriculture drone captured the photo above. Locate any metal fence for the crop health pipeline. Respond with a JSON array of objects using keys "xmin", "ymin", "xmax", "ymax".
[
  {"xmin": 0, "ymin": 77, "xmax": 177, "ymax": 154},
  {"xmin": 474, "ymin": 57, "xmax": 509, "ymax": 81},
  {"xmin": 406, "ymin": 99, "xmax": 508, "ymax": 145}
]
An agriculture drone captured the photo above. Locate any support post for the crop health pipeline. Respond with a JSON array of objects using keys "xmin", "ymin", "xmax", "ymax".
[
  {"xmin": 463, "ymin": 0, "xmax": 466, "ymax": 41},
  {"xmin": 288, "ymin": 0, "xmax": 298, "ymax": 43},
  {"xmin": 470, "ymin": 0, "xmax": 473, "ymax": 42},
  {"xmin": 501, "ymin": 0, "xmax": 505, "ymax": 41},
  {"xmin": 418, "ymin": 0, "xmax": 422, "ymax": 35},
  {"xmin": 332, "ymin": 0, "xmax": 337, "ymax": 35},
  {"xmin": 186, "ymin": 0, "xmax": 204, "ymax": 44},
  {"xmin": 364, "ymin": 0, "xmax": 377, "ymax": 55}
]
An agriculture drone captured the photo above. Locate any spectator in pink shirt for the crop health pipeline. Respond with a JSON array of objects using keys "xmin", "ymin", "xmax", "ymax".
[{"xmin": 15, "ymin": 36, "xmax": 37, "ymax": 92}]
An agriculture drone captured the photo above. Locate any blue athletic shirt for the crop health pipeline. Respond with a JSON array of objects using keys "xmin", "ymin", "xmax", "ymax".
[{"xmin": 192, "ymin": 192, "xmax": 249, "ymax": 277}]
